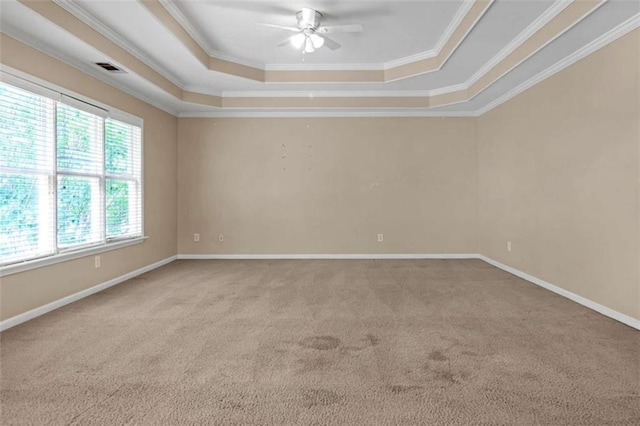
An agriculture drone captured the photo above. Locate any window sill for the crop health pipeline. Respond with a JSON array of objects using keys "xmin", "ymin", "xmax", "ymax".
[{"xmin": 0, "ymin": 236, "xmax": 148, "ymax": 277}]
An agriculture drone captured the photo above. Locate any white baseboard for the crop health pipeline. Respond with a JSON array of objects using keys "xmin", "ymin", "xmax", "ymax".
[
  {"xmin": 177, "ymin": 253, "xmax": 480, "ymax": 260},
  {"xmin": 478, "ymin": 255, "xmax": 640, "ymax": 330},
  {"xmin": 0, "ymin": 255, "xmax": 177, "ymax": 332}
]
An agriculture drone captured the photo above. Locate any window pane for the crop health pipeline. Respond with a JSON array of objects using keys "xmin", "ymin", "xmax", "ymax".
[
  {"xmin": 0, "ymin": 173, "xmax": 54, "ymax": 264},
  {"xmin": 57, "ymin": 104, "xmax": 103, "ymax": 174},
  {"xmin": 106, "ymin": 179, "xmax": 140, "ymax": 238},
  {"xmin": 0, "ymin": 83, "xmax": 54, "ymax": 171},
  {"xmin": 57, "ymin": 176, "xmax": 102, "ymax": 248},
  {"xmin": 105, "ymin": 119, "xmax": 142, "ymax": 240},
  {"xmin": 105, "ymin": 119, "xmax": 131, "ymax": 175}
]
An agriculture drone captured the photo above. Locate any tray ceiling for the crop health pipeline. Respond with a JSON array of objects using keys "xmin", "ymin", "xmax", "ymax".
[{"xmin": 0, "ymin": 0, "xmax": 638, "ymax": 116}]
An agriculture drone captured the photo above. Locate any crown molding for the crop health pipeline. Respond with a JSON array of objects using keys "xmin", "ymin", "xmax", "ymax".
[
  {"xmin": 217, "ymin": 83, "xmax": 470, "ymax": 99},
  {"xmin": 476, "ymin": 12, "xmax": 640, "ymax": 116},
  {"xmin": 435, "ymin": 1, "xmax": 478, "ymax": 54},
  {"xmin": 180, "ymin": 86, "xmax": 223, "ymax": 97},
  {"xmin": 53, "ymin": 0, "xmax": 185, "ymax": 89},
  {"xmin": 215, "ymin": 84, "xmax": 469, "ymax": 98},
  {"xmin": 156, "ymin": 0, "xmax": 211, "ymax": 52},
  {"xmin": 424, "ymin": 0, "xmax": 603, "ymax": 104},
  {"xmin": 465, "ymin": 0, "xmax": 572, "ymax": 87},
  {"xmin": 157, "ymin": 0, "xmax": 265, "ymax": 70},
  {"xmin": 383, "ymin": 0, "xmax": 495, "ymax": 84},
  {"xmin": 463, "ymin": 0, "xmax": 605, "ymax": 106},
  {"xmin": 263, "ymin": 63, "xmax": 385, "ymax": 72},
  {"xmin": 427, "ymin": 83, "xmax": 469, "ymax": 98},
  {"xmin": 381, "ymin": 0, "xmax": 476, "ymax": 70},
  {"xmin": 178, "ymin": 109, "xmax": 479, "ymax": 118},
  {"xmin": 220, "ymin": 90, "xmax": 435, "ymax": 98}
]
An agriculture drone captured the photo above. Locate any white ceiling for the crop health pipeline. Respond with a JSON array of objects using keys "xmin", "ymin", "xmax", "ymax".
[{"xmin": 0, "ymin": 0, "xmax": 638, "ymax": 116}]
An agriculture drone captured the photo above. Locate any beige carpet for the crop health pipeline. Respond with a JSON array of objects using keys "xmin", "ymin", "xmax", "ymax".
[{"xmin": 1, "ymin": 259, "xmax": 638, "ymax": 425}]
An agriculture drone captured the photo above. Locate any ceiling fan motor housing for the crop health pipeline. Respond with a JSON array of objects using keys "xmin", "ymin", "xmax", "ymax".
[{"xmin": 297, "ymin": 8, "xmax": 322, "ymax": 30}]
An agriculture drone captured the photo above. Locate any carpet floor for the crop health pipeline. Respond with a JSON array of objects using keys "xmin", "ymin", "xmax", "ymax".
[{"xmin": 1, "ymin": 259, "xmax": 638, "ymax": 425}]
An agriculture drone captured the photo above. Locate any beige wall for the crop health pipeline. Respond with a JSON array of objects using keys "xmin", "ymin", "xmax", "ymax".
[
  {"xmin": 0, "ymin": 35, "xmax": 178, "ymax": 321},
  {"xmin": 477, "ymin": 29, "xmax": 640, "ymax": 319},
  {"xmin": 178, "ymin": 117, "xmax": 478, "ymax": 255}
]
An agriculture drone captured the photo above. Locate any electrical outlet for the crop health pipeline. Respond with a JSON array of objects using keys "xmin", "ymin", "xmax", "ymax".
[
  {"xmin": 94, "ymin": 255, "xmax": 101, "ymax": 268},
  {"xmin": 507, "ymin": 241, "xmax": 512, "ymax": 252},
  {"xmin": 194, "ymin": 233, "xmax": 200, "ymax": 242},
  {"xmin": 377, "ymin": 233, "xmax": 384, "ymax": 242},
  {"xmin": 219, "ymin": 234, "xmax": 224, "ymax": 242}
]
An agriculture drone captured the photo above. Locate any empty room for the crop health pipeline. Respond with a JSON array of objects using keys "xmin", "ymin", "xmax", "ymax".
[{"xmin": 0, "ymin": 0, "xmax": 638, "ymax": 424}]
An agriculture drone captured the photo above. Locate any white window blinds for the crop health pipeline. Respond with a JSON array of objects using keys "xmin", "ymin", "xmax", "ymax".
[{"xmin": 0, "ymin": 79, "xmax": 143, "ymax": 267}]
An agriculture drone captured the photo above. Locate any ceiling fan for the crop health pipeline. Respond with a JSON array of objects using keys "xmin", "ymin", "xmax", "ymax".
[{"xmin": 259, "ymin": 8, "xmax": 363, "ymax": 53}]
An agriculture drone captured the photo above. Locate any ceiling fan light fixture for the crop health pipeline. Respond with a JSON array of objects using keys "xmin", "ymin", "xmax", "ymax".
[
  {"xmin": 263, "ymin": 8, "xmax": 362, "ymax": 53},
  {"xmin": 290, "ymin": 33, "xmax": 306, "ymax": 49},
  {"xmin": 309, "ymin": 33, "xmax": 325, "ymax": 49},
  {"xmin": 304, "ymin": 37, "xmax": 316, "ymax": 53}
]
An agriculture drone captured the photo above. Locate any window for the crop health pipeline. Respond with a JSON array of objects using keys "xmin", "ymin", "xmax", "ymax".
[{"xmin": 0, "ymin": 78, "xmax": 143, "ymax": 268}]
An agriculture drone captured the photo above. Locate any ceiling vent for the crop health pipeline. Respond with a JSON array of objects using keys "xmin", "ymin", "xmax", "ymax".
[{"xmin": 95, "ymin": 62, "xmax": 126, "ymax": 73}]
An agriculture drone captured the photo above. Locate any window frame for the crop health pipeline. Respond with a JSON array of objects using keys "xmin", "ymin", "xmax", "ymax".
[{"xmin": 0, "ymin": 70, "xmax": 145, "ymax": 277}]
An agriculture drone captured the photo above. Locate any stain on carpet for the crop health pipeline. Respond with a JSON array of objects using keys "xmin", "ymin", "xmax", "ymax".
[
  {"xmin": 301, "ymin": 388, "xmax": 341, "ymax": 408},
  {"xmin": 427, "ymin": 350, "xmax": 448, "ymax": 361},
  {"xmin": 364, "ymin": 334, "xmax": 379, "ymax": 346}
]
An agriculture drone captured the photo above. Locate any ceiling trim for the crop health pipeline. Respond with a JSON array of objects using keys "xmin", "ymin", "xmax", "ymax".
[
  {"xmin": 178, "ymin": 110, "xmax": 479, "ymax": 118},
  {"xmin": 464, "ymin": 0, "xmax": 572, "ymax": 89},
  {"xmin": 462, "ymin": 0, "xmax": 604, "ymax": 104},
  {"xmin": 156, "ymin": 0, "xmax": 265, "ymax": 71},
  {"xmin": 382, "ymin": 0, "xmax": 492, "ymax": 83},
  {"xmin": 382, "ymin": 0, "xmax": 476, "ymax": 70},
  {"xmin": 10, "ymin": 0, "xmax": 610, "ymax": 111},
  {"xmin": 141, "ymin": 0, "xmax": 494, "ymax": 83},
  {"xmin": 476, "ymin": 12, "xmax": 640, "ymax": 116},
  {"xmin": 218, "ymin": 90, "xmax": 438, "ymax": 98},
  {"xmin": 2, "ymin": 14, "xmax": 637, "ymax": 119}
]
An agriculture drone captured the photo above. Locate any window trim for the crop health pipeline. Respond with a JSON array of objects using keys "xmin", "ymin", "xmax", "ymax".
[{"xmin": 0, "ymin": 69, "xmax": 146, "ymax": 276}]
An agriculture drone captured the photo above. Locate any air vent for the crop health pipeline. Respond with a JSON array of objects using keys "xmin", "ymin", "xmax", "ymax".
[{"xmin": 95, "ymin": 62, "xmax": 126, "ymax": 73}]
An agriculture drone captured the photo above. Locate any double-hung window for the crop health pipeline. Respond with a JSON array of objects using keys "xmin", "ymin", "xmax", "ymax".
[{"xmin": 0, "ymin": 77, "xmax": 143, "ymax": 270}]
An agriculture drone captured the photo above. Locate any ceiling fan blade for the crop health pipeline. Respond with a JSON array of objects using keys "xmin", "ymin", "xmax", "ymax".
[
  {"xmin": 317, "ymin": 24, "xmax": 363, "ymax": 34},
  {"xmin": 275, "ymin": 37, "xmax": 293, "ymax": 47},
  {"xmin": 321, "ymin": 35, "xmax": 341, "ymax": 50},
  {"xmin": 258, "ymin": 22, "xmax": 300, "ymax": 32}
]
